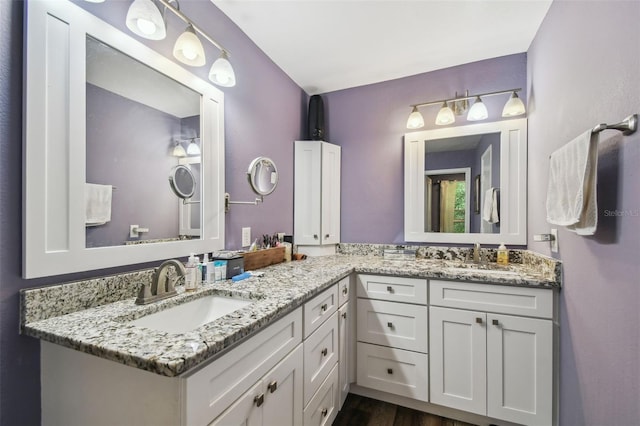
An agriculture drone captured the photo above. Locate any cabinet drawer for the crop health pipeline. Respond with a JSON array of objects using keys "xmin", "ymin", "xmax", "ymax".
[
  {"xmin": 356, "ymin": 342, "xmax": 428, "ymax": 401},
  {"xmin": 303, "ymin": 312, "xmax": 338, "ymax": 407},
  {"xmin": 430, "ymin": 280, "xmax": 554, "ymax": 319},
  {"xmin": 183, "ymin": 308, "xmax": 302, "ymax": 426},
  {"xmin": 357, "ymin": 274, "xmax": 427, "ymax": 304},
  {"xmin": 356, "ymin": 299, "xmax": 428, "ymax": 353},
  {"xmin": 304, "ymin": 285, "xmax": 339, "ymax": 338},
  {"xmin": 303, "ymin": 363, "xmax": 339, "ymax": 426},
  {"xmin": 337, "ymin": 276, "xmax": 350, "ymax": 307}
]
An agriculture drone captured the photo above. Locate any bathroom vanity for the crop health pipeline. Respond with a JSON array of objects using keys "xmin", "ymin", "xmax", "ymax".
[{"xmin": 22, "ymin": 250, "xmax": 559, "ymax": 426}]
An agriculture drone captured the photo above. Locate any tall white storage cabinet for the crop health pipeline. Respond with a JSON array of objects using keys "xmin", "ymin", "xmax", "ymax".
[{"xmin": 294, "ymin": 141, "xmax": 341, "ymax": 256}]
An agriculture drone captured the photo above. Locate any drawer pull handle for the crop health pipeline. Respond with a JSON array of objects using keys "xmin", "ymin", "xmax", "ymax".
[
  {"xmin": 314, "ymin": 234, "xmax": 319, "ymax": 239},
  {"xmin": 267, "ymin": 381, "xmax": 278, "ymax": 393},
  {"xmin": 492, "ymin": 319, "xmax": 500, "ymax": 326},
  {"xmin": 386, "ymin": 286, "xmax": 394, "ymax": 293},
  {"xmin": 321, "ymin": 408, "xmax": 328, "ymax": 417},
  {"xmin": 476, "ymin": 317, "xmax": 483, "ymax": 324},
  {"xmin": 342, "ymin": 287, "xmax": 348, "ymax": 295},
  {"xmin": 387, "ymin": 322, "xmax": 393, "ymax": 329},
  {"xmin": 254, "ymin": 394, "xmax": 264, "ymax": 407},
  {"xmin": 321, "ymin": 303, "xmax": 328, "ymax": 312},
  {"xmin": 325, "ymin": 234, "xmax": 330, "ymax": 239},
  {"xmin": 387, "ymin": 368, "xmax": 393, "ymax": 374},
  {"xmin": 321, "ymin": 348, "xmax": 328, "ymax": 357},
  {"xmin": 342, "ymin": 312, "xmax": 347, "ymax": 319}
]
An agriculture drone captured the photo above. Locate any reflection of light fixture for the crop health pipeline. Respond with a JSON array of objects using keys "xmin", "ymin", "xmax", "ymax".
[
  {"xmin": 172, "ymin": 141, "xmax": 187, "ymax": 157},
  {"xmin": 173, "ymin": 25, "xmax": 206, "ymax": 67},
  {"xmin": 406, "ymin": 106, "xmax": 425, "ymax": 129},
  {"xmin": 406, "ymin": 88, "xmax": 526, "ymax": 129},
  {"xmin": 467, "ymin": 96, "xmax": 489, "ymax": 121},
  {"xmin": 435, "ymin": 102, "xmax": 455, "ymax": 126},
  {"xmin": 502, "ymin": 91, "xmax": 526, "ymax": 117},
  {"xmin": 124, "ymin": 0, "xmax": 237, "ymax": 87},
  {"xmin": 187, "ymin": 138, "xmax": 201, "ymax": 156},
  {"xmin": 125, "ymin": 0, "xmax": 166, "ymax": 40},
  {"xmin": 209, "ymin": 52, "xmax": 236, "ymax": 87}
]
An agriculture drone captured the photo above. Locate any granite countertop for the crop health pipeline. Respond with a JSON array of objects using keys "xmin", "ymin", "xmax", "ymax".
[{"xmin": 21, "ymin": 254, "xmax": 560, "ymax": 377}]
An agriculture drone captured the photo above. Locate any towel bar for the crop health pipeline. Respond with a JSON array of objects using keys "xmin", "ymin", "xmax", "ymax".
[{"xmin": 592, "ymin": 114, "xmax": 637, "ymax": 135}]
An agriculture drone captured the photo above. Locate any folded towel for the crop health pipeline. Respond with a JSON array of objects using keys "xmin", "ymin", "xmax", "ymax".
[
  {"xmin": 482, "ymin": 187, "xmax": 499, "ymax": 224},
  {"xmin": 546, "ymin": 131, "xmax": 598, "ymax": 235},
  {"xmin": 85, "ymin": 183, "xmax": 112, "ymax": 226}
]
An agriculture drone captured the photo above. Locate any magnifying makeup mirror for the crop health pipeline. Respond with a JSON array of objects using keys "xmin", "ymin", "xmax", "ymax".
[
  {"xmin": 169, "ymin": 165, "xmax": 197, "ymax": 201},
  {"xmin": 247, "ymin": 157, "xmax": 279, "ymax": 196}
]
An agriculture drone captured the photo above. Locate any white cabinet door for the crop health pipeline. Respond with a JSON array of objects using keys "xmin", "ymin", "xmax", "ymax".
[
  {"xmin": 209, "ymin": 381, "xmax": 263, "ymax": 426},
  {"xmin": 320, "ymin": 142, "xmax": 341, "ymax": 245},
  {"xmin": 487, "ymin": 314, "xmax": 553, "ymax": 426},
  {"xmin": 294, "ymin": 141, "xmax": 322, "ymax": 245},
  {"xmin": 263, "ymin": 345, "xmax": 303, "ymax": 426},
  {"xmin": 429, "ymin": 306, "xmax": 487, "ymax": 416},
  {"xmin": 338, "ymin": 302, "xmax": 349, "ymax": 408}
]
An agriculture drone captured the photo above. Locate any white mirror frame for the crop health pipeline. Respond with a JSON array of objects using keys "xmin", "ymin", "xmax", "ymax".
[
  {"xmin": 23, "ymin": 0, "xmax": 225, "ymax": 278},
  {"xmin": 404, "ymin": 118, "xmax": 527, "ymax": 245}
]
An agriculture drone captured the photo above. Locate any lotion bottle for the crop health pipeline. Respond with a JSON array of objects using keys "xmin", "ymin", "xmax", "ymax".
[
  {"xmin": 185, "ymin": 254, "xmax": 198, "ymax": 291},
  {"xmin": 496, "ymin": 243, "xmax": 509, "ymax": 265}
]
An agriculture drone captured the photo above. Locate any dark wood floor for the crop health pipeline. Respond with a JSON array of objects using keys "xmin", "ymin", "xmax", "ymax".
[{"xmin": 333, "ymin": 394, "xmax": 477, "ymax": 426}]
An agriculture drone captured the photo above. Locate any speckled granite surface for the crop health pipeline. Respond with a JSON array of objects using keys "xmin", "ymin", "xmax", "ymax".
[{"xmin": 21, "ymin": 252, "xmax": 560, "ymax": 377}]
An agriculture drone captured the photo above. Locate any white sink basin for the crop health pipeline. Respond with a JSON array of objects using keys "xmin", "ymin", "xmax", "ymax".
[{"xmin": 129, "ymin": 295, "xmax": 253, "ymax": 334}]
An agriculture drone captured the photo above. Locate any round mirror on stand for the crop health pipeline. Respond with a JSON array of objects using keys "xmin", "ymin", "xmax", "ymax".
[
  {"xmin": 169, "ymin": 165, "xmax": 197, "ymax": 201},
  {"xmin": 247, "ymin": 157, "xmax": 279, "ymax": 196}
]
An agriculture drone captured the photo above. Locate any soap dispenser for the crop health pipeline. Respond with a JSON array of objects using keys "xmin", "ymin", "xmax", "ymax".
[
  {"xmin": 496, "ymin": 243, "xmax": 509, "ymax": 265},
  {"xmin": 185, "ymin": 254, "xmax": 198, "ymax": 291}
]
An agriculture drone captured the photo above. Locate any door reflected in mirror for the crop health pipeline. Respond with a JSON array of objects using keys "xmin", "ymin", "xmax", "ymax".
[
  {"xmin": 85, "ymin": 36, "xmax": 202, "ymax": 248},
  {"xmin": 425, "ymin": 133, "xmax": 500, "ymax": 234}
]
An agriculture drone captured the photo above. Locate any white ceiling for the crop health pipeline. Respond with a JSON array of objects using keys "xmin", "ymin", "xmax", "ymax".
[{"xmin": 212, "ymin": 0, "xmax": 553, "ymax": 94}]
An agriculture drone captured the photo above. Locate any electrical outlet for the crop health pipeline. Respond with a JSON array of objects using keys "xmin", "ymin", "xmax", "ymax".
[
  {"xmin": 550, "ymin": 228, "xmax": 558, "ymax": 253},
  {"xmin": 242, "ymin": 227, "xmax": 251, "ymax": 247}
]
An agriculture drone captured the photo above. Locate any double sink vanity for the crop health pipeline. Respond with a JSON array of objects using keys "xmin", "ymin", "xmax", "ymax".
[{"xmin": 21, "ymin": 246, "xmax": 560, "ymax": 426}]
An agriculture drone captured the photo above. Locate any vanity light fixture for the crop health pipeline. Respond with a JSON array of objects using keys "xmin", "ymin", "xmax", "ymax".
[
  {"xmin": 125, "ymin": 0, "xmax": 237, "ymax": 87},
  {"xmin": 173, "ymin": 24, "xmax": 205, "ymax": 66},
  {"xmin": 186, "ymin": 138, "xmax": 201, "ymax": 156},
  {"xmin": 406, "ymin": 88, "xmax": 525, "ymax": 129},
  {"xmin": 172, "ymin": 141, "xmax": 187, "ymax": 157}
]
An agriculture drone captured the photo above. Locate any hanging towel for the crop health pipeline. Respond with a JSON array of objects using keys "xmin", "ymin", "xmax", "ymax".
[
  {"xmin": 546, "ymin": 130, "xmax": 598, "ymax": 235},
  {"xmin": 482, "ymin": 187, "xmax": 499, "ymax": 224},
  {"xmin": 85, "ymin": 183, "xmax": 112, "ymax": 226}
]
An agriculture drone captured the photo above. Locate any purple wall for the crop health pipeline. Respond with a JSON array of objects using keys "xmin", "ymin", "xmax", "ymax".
[
  {"xmin": 527, "ymin": 1, "xmax": 640, "ymax": 424},
  {"xmin": 0, "ymin": 1, "xmax": 304, "ymax": 423},
  {"xmin": 321, "ymin": 53, "xmax": 526, "ymax": 243},
  {"xmin": 86, "ymin": 83, "xmax": 181, "ymax": 247}
]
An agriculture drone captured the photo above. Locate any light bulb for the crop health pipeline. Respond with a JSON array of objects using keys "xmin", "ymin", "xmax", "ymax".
[
  {"xmin": 209, "ymin": 52, "xmax": 236, "ymax": 87},
  {"xmin": 136, "ymin": 18, "xmax": 156, "ymax": 35},
  {"xmin": 125, "ymin": 0, "xmax": 166, "ymax": 40},
  {"xmin": 173, "ymin": 25, "xmax": 205, "ymax": 67}
]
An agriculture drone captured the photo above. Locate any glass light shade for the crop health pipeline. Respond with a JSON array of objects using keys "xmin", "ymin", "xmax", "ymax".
[
  {"xmin": 406, "ymin": 106, "xmax": 425, "ymax": 129},
  {"xmin": 435, "ymin": 102, "xmax": 455, "ymax": 126},
  {"xmin": 467, "ymin": 96, "xmax": 489, "ymax": 121},
  {"xmin": 502, "ymin": 92, "xmax": 526, "ymax": 117},
  {"xmin": 209, "ymin": 52, "xmax": 236, "ymax": 87},
  {"xmin": 125, "ymin": 0, "xmax": 166, "ymax": 40},
  {"xmin": 172, "ymin": 143, "xmax": 187, "ymax": 157},
  {"xmin": 173, "ymin": 26, "xmax": 206, "ymax": 67},
  {"xmin": 187, "ymin": 139, "xmax": 201, "ymax": 156}
]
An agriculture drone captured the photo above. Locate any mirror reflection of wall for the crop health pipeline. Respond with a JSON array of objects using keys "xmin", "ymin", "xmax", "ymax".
[
  {"xmin": 84, "ymin": 36, "xmax": 202, "ymax": 248},
  {"xmin": 425, "ymin": 132, "xmax": 500, "ymax": 234}
]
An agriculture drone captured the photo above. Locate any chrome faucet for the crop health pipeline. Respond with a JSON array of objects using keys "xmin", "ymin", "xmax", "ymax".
[{"xmin": 135, "ymin": 259, "xmax": 186, "ymax": 305}]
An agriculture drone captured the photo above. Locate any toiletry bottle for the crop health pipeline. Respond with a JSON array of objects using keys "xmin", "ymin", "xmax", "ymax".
[
  {"xmin": 497, "ymin": 243, "xmax": 509, "ymax": 265},
  {"xmin": 201, "ymin": 254, "xmax": 209, "ymax": 283},
  {"xmin": 194, "ymin": 256, "xmax": 201, "ymax": 287},
  {"xmin": 185, "ymin": 254, "xmax": 198, "ymax": 291},
  {"xmin": 207, "ymin": 254, "xmax": 216, "ymax": 283}
]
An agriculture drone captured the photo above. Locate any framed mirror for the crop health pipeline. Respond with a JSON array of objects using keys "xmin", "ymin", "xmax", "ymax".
[
  {"xmin": 23, "ymin": 0, "xmax": 225, "ymax": 278},
  {"xmin": 404, "ymin": 119, "xmax": 527, "ymax": 245},
  {"xmin": 247, "ymin": 157, "xmax": 279, "ymax": 196}
]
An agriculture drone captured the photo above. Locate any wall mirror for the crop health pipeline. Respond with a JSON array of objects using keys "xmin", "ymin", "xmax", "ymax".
[
  {"xmin": 23, "ymin": 0, "xmax": 225, "ymax": 278},
  {"xmin": 247, "ymin": 157, "xmax": 279, "ymax": 196},
  {"xmin": 404, "ymin": 119, "xmax": 527, "ymax": 245}
]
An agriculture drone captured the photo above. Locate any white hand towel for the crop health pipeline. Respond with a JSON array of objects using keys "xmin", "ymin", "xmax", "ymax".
[
  {"xmin": 482, "ymin": 187, "xmax": 499, "ymax": 224},
  {"xmin": 85, "ymin": 183, "xmax": 112, "ymax": 226},
  {"xmin": 546, "ymin": 131, "xmax": 598, "ymax": 235}
]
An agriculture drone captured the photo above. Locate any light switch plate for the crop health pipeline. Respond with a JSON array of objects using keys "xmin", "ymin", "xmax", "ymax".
[
  {"xmin": 551, "ymin": 228, "xmax": 558, "ymax": 253},
  {"xmin": 242, "ymin": 227, "xmax": 251, "ymax": 247}
]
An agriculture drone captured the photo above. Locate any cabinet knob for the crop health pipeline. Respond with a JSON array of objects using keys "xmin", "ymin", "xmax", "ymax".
[
  {"xmin": 387, "ymin": 368, "xmax": 393, "ymax": 374},
  {"xmin": 321, "ymin": 303, "xmax": 328, "ymax": 312},
  {"xmin": 342, "ymin": 287, "xmax": 348, "ymax": 295},
  {"xmin": 325, "ymin": 234, "xmax": 330, "ymax": 239},
  {"xmin": 313, "ymin": 234, "xmax": 319, "ymax": 239},
  {"xmin": 492, "ymin": 319, "xmax": 500, "ymax": 326},
  {"xmin": 267, "ymin": 381, "xmax": 278, "ymax": 393},
  {"xmin": 342, "ymin": 312, "xmax": 347, "ymax": 319},
  {"xmin": 321, "ymin": 348, "xmax": 328, "ymax": 357},
  {"xmin": 387, "ymin": 322, "xmax": 393, "ymax": 329},
  {"xmin": 321, "ymin": 408, "xmax": 328, "ymax": 417},
  {"xmin": 476, "ymin": 317, "xmax": 483, "ymax": 324},
  {"xmin": 386, "ymin": 286, "xmax": 394, "ymax": 293},
  {"xmin": 254, "ymin": 394, "xmax": 264, "ymax": 407}
]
